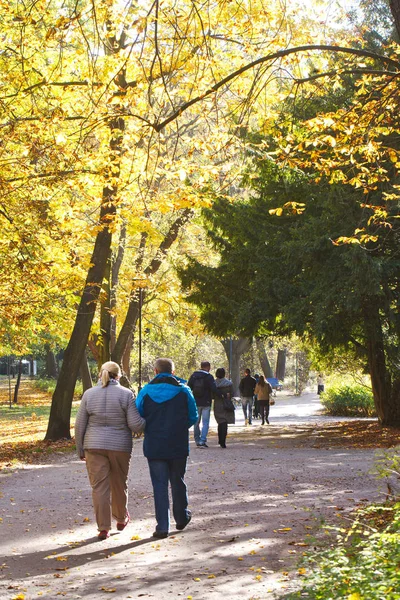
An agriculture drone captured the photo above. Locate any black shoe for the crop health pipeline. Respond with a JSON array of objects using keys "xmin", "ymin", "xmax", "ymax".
[
  {"xmin": 152, "ymin": 530, "xmax": 168, "ymax": 539},
  {"xmin": 220, "ymin": 444, "xmax": 227, "ymax": 448},
  {"xmin": 198, "ymin": 443, "xmax": 208, "ymax": 448},
  {"xmin": 176, "ymin": 512, "xmax": 192, "ymax": 531},
  {"xmin": 266, "ymin": 418, "xmax": 269, "ymax": 424}
]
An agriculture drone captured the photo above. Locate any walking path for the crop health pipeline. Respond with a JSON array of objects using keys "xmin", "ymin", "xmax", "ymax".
[{"xmin": 0, "ymin": 392, "xmax": 385, "ymax": 600}]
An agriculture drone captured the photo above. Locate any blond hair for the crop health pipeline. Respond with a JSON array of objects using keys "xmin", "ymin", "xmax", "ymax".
[{"xmin": 100, "ymin": 361, "xmax": 121, "ymax": 387}]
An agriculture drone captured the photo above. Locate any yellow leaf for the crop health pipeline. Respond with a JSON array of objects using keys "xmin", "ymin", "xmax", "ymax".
[
  {"xmin": 298, "ymin": 567, "xmax": 307, "ymax": 575},
  {"xmin": 193, "ymin": 578, "xmax": 201, "ymax": 582},
  {"xmin": 347, "ymin": 594, "xmax": 362, "ymax": 600},
  {"xmin": 131, "ymin": 535, "xmax": 141, "ymax": 540}
]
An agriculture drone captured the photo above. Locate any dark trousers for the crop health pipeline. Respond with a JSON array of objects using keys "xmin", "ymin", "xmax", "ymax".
[
  {"xmin": 147, "ymin": 457, "xmax": 190, "ymax": 533},
  {"xmin": 218, "ymin": 422, "xmax": 228, "ymax": 447},
  {"xmin": 258, "ymin": 400, "xmax": 270, "ymax": 423}
]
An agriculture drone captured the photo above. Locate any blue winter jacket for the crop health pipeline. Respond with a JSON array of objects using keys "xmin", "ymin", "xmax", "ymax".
[{"xmin": 136, "ymin": 373, "xmax": 198, "ymax": 460}]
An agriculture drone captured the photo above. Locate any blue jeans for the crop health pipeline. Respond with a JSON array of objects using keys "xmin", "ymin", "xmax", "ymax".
[
  {"xmin": 147, "ymin": 458, "xmax": 189, "ymax": 533},
  {"xmin": 193, "ymin": 406, "xmax": 211, "ymax": 445},
  {"xmin": 241, "ymin": 396, "xmax": 253, "ymax": 423}
]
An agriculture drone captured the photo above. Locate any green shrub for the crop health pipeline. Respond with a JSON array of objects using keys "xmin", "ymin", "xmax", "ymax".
[
  {"xmin": 321, "ymin": 384, "xmax": 376, "ymax": 417},
  {"xmin": 287, "ymin": 502, "xmax": 400, "ymax": 600}
]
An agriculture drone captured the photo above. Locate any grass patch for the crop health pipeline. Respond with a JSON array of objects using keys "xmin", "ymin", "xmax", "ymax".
[{"xmin": 0, "ymin": 378, "xmax": 80, "ymax": 468}]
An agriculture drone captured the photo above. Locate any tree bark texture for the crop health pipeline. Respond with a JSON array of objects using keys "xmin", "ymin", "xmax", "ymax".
[
  {"xmin": 45, "ymin": 116, "xmax": 125, "ymax": 440},
  {"xmin": 44, "ymin": 345, "xmax": 58, "ymax": 378},
  {"xmin": 221, "ymin": 337, "xmax": 251, "ymax": 395},
  {"xmin": 255, "ymin": 337, "xmax": 273, "ymax": 378},
  {"xmin": 13, "ymin": 359, "xmax": 23, "ymax": 404},
  {"xmin": 363, "ymin": 302, "xmax": 400, "ymax": 426},
  {"xmin": 80, "ymin": 349, "xmax": 93, "ymax": 393},
  {"xmin": 390, "ymin": 0, "xmax": 400, "ymax": 38}
]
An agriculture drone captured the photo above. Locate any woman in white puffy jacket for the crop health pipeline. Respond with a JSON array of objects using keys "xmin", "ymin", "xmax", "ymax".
[{"xmin": 75, "ymin": 361, "xmax": 145, "ymax": 540}]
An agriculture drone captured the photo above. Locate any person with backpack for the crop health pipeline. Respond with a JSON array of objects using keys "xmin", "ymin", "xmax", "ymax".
[{"xmin": 188, "ymin": 361, "xmax": 218, "ymax": 448}]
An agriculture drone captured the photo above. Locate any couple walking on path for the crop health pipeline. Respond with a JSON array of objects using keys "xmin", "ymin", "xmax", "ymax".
[
  {"xmin": 240, "ymin": 368, "xmax": 273, "ymax": 425},
  {"xmin": 75, "ymin": 358, "xmax": 198, "ymax": 541},
  {"xmin": 188, "ymin": 361, "xmax": 235, "ymax": 449}
]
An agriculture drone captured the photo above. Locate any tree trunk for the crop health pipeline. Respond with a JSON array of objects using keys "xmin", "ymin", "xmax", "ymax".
[
  {"xmin": 80, "ymin": 349, "xmax": 93, "ymax": 393},
  {"xmin": 122, "ymin": 332, "xmax": 133, "ymax": 379},
  {"xmin": 364, "ymin": 302, "xmax": 400, "ymax": 425},
  {"xmin": 112, "ymin": 210, "xmax": 192, "ymax": 364},
  {"xmin": 110, "ymin": 223, "xmax": 127, "ymax": 353},
  {"xmin": 390, "ymin": 0, "xmax": 400, "ymax": 39},
  {"xmin": 221, "ymin": 337, "xmax": 251, "ymax": 395},
  {"xmin": 13, "ymin": 359, "xmax": 23, "ymax": 404},
  {"xmin": 99, "ymin": 250, "xmax": 112, "ymax": 366},
  {"xmin": 45, "ymin": 116, "xmax": 125, "ymax": 441},
  {"xmin": 44, "ymin": 344, "xmax": 58, "ymax": 378},
  {"xmin": 276, "ymin": 349, "xmax": 286, "ymax": 380},
  {"xmin": 255, "ymin": 337, "xmax": 273, "ymax": 378}
]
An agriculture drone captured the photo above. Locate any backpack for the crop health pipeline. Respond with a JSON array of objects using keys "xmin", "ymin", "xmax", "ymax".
[{"xmin": 192, "ymin": 376, "xmax": 206, "ymax": 399}]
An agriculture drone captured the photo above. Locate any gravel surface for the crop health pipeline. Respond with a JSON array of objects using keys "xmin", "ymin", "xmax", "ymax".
[{"xmin": 0, "ymin": 393, "xmax": 387, "ymax": 600}]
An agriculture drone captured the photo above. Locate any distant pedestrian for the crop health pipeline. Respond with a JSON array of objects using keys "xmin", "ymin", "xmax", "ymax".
[
  {"xmin": 214, "ymin": 368, "xmax": 235, "ymax": 448},
  {"xmin": 239, "ymin": 368, "xmax": 256, "ymax": 425},
  {"xmin": 253, "ymin": 373, "xmax": 260, "ymax": 419},
  {"xmin": 188, "ymin": 361, "xmax": 219, "ymax": 448},
  {"xmin": 75, "ymin": 361, "xmax": 145, "ymax": 540},
  {"xmin": 317, "ymin": 374, "xmax": 324, "ymax": 395},
  {"xmin": 254, "ymin": 375, "xmax": 273, "ymax": 425},
  {"xmin": 136, "ymin": 358, "xmax": 198, "ymax": 538}
]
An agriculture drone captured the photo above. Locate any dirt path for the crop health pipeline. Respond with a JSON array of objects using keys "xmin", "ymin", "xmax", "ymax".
[{"xmin": 0, "ymin": 411, "xmax": 387, "ymax": 600}]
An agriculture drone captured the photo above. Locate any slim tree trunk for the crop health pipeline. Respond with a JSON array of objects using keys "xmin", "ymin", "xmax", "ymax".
[
  {"xmin": 221, "ymin": 337, "xmax": 251, "ymax": 395},
  {"xmin": 44, "ymin": 344, "xmax": 58, "ymax": 378},
  {"xmin": 390, "ymin": 0, "xmax": 400, "ymax": 38},
  {"xmin": 45, "ymin": 116, "xmax": 125, "ymax": 441},
  {"xmin": 364, "ymin": 301, "xmax": 400, "ymax": 425},
  {"xmin": 112, "ymin": 209, "xmax": 193, "ymax": 364},
  {"xmin": 13, "ymin": 359, "xmax": 23, "ymax": 404},
  {"xmin": 255, "ymin": 337, "xmax": 273, "ymax": 378},
  {"xmin": 80, "ymin": 349, "xmax": 93, "ymax": 393},
  {"xmin": 99, "ymin": 250, "xmax": 112, "ymax": 365}
]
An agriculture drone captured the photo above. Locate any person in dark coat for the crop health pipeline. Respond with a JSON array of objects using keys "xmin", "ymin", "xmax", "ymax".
[
  {"xmin": 214, "ymin": 368, "xmax": 235, "ymax": 448},
  {"xmin": 239, "ymin": 368, "xmax": 256, "ymax": 425},
  {"xmin": 188, "ymin": 361, "xmax": 218, "ymax": 448},
  {"xmin": 136, "ymin": 357, "xmax": 198, "ymax": 538}
]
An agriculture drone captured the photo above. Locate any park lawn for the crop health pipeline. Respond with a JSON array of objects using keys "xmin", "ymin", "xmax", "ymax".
[{"xmin": 0, "ymin": 378, "xmax": 78, "ymax": 469}]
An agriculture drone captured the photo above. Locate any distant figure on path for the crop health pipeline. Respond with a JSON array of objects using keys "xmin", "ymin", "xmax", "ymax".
[
  {"xmin": 136, "ymin": 357, "xmax": 198, "ymax": 538},
  {"xmin": 75, "ymin": 361, "xmax": 145, "ymax": 540},
  {"xmin": 317, "ymin": 374, "xmax": 325, "ymax": 395},
  {"xmin": 239, "ymin": 368, "xmax": 256, "ymax": 425},
  {"xmin": 188, "ymin": 361, "xmax": 218, "ymax": 448},
  {"xmin": 214, "ymin": 368, "xmax": 235, "ymax": 448},
  {"xmin": 254, "ymin": 375, "xmax": 273, "ymax": 425}
]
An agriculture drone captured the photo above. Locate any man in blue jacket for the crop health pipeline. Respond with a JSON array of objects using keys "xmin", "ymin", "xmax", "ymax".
[{"xmin": 136, "ymin": 357, "xmax": 198, "ymax": 539}]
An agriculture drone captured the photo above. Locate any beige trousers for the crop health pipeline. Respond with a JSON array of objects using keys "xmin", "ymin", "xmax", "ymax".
[{"xmin": 85, "ymin": 449, "xmax": 131, "ymax": 532}]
